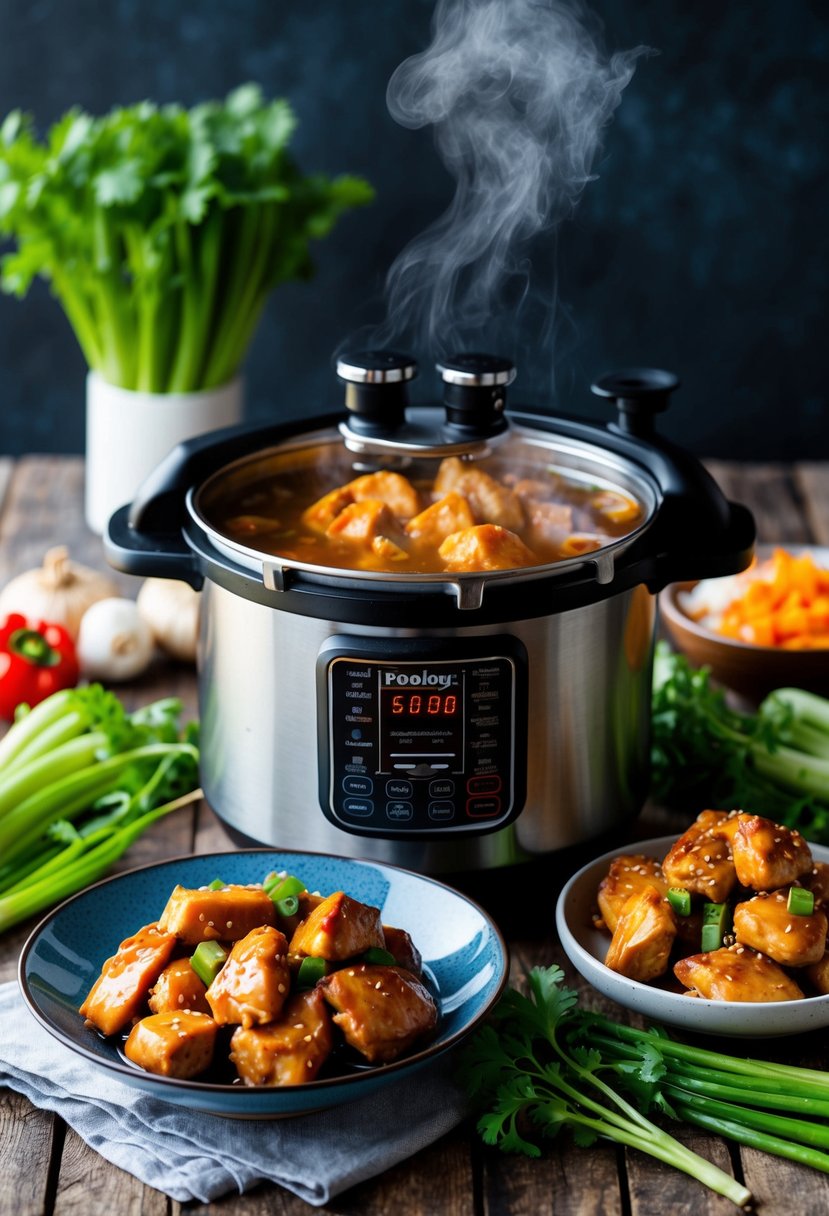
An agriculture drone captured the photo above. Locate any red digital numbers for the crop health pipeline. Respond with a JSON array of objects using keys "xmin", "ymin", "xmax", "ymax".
[{"xmin": 390, "ymin": 693, "xmax": 458, "ymax": 716}]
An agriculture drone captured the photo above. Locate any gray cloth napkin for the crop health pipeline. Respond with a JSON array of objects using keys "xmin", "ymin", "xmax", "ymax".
[{"xmin": 0, "ymin": 981, "xmax": 469, "ymax": 1205}]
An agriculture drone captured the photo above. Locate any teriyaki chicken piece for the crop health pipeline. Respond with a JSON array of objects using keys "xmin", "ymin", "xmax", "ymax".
[
  {"xmin": 319, "ymin": 963, "xmax": 438, "ymax": 1063},
  {"xmin": 79, "ymin": 923, "xmax": 177, "ymax": 1036},
  {"xmin": 603, "ymin": 884, "xmax": 677, "ymax": 983},
  {"xmin": 230, "ymin": 988, "xmax": 334, "ymax": 1086},
  {"xmin": 674, "ymin": 944, "xmax": 805, "ymax": 1002}
]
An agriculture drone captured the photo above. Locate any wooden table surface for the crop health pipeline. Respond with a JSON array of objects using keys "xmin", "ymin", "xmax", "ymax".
[{"xmin": 2, "ymin": 455, "xmax": 829, "ymax": 1216}]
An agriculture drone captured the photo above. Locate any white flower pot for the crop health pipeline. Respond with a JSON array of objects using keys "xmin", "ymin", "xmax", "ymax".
[{"xmin": 84, "ymin": 372, "xmax": 244, "ymax": 535}]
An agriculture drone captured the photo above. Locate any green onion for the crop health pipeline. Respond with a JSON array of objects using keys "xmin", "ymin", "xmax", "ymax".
[
  {"xmin": 667, "ymin": 888, "xmax": 692, "ymax": 917},
  {"xmin": 275, "ymin": 894, "xmax": 300, "ymax": 918},
  {"xmin": 787, "ymin": 886, "xmax": 815, "ymax": 916},
  {"xmin": 207, "ymin": 877, "xmax": 226, "ymax": 891},
  {"xmin": 362, "ymin": 947, "xmax": 397, "ymax": 966},
  {"xmin": 190, "ymin": 940, "xmax": 227, "ymax": 987},
  {"xmin": 296, "ymin": 956, "xmax": 329, "ymax": 989},
  {"xmin": 701, "ymin": 902, "xmax": 730, "ymax": 952},
  {"xmin": 264, "ymin": 873, "xmax": 305, "ymax": 901}
]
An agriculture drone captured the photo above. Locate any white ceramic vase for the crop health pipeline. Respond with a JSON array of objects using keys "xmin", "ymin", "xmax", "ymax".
[{"xmin": 84, "ymin": 372, "xmax": 244, "ymax": 535}]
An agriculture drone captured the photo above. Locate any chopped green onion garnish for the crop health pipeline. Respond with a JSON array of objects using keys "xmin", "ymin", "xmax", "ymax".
[
  {"xmin": 207, "ymin": 877, "xmax": 226, "ymax": 891},
  {"xmin": 667, "ymin": 888, "xmax": 692, "ymax": 917},
  {"xmin": 700, "ymin": 902, "xmax": 730, "ymax": 953},
  {"xmin": 787, "ymin": 886, "xmax": 815, "ymax": 916},
  {"xmin": 190, "ymin": 940, "xmax": 228, "ymax": 987},
  {"xmin": 362, "ymin": 947, "xmax": 397, "ymax": 966},
  {"xmin": 276, "ymin": 894, "xmax": 300, "ymax": 918},
  {"xmin": 296, "ymin": 956, "xmax": 329, "ymax": 989},
  {"xmin": 264, "ymin": 872, "xmax": 305, "ymax": 901}
]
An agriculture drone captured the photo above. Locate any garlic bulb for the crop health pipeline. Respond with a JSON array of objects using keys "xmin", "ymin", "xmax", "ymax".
[
  {"xmin": 136, "ymin": 578, "xmax": 200, "ymax": 663},
  {"xmin": 76, "ymin": 598, "xmax": 155, "ymax": 682},
  {"xmin": 0, "ymin": 546, "xmax": 117, "ymax": 640}
]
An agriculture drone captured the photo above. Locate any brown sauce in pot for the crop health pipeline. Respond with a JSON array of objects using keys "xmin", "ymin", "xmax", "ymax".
[{"xmin": 207, "ymin": 452, "xmax": 645, "ymax": 576}]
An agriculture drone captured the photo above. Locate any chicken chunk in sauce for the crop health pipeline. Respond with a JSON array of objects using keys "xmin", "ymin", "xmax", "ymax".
[
  {"xmin": 79, "ymin": 923, "xmax": 177, "ymax": 1036},
  {"xmin": 434, "ymin": 457, "xmax": 524, "ymax": 532},
  {"xmin": 149, "ymin": 958, "xmax": 210, "ymax": 1016},
  {"xmin": 439, "ymin": 524, "xmax": 537, "ymax": 572},
  {"xmin": 661, "ymin": 811, "xmax": 737, "ymax": 903},
  {"xmin": 124, "ymin": 1010, "xmax": 218, "ymax": 1079},
  {"xmin": 596, "ymin": 854, "xmax": 668, "ymax": 933},
  {"xmin": 289, "ymin": 891, "xmax": 385, "ymax": 962},
  {"xmin": 604, "ymin": 885, "xmax": 677, "ymax": 982},
  {"xmin": 206, "ymin": 925, "xmax": 292, "ymax": 1029},
  {"xmin": 733, "ymin": 890, "xmax": 828, "ymax": 967},
  {"xmin": 230, "ymin": 988, "xmax": 334, "ymax": 1086},
  {"xmin": 158, "ymin": 884, "xmax": 276, "ymax": 945},
  {"xmin": 319, "ymin": 963, "xmax": 438, "ymax": 1063},
  {"xmin": 674, "ymin": 946, "xmax": 805, "ymax": 1002},
  {"xmin": 731, "ymin": 816, "xmax": 813, "ymax": 890}
]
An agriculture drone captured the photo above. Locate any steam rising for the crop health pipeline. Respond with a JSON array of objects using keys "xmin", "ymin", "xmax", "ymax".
[{"xmin": 373, "ymin": 0, "xmax": 648, "ymax": 362}]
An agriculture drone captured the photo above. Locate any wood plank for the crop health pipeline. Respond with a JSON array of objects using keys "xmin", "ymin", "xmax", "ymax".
[
  {"xmin": 0, "ymin": 1091, "xmax": 58, "ymax": 1216},
  {"xmin": 52, "ymin": 1126, "xmax": 168, "ymax": 1216},
  {"xmin": 626, "ymin": 1125, "xmax": 738, "ymax": 1216},
  {"xmin": 705, "ymin": 461, "xmax": 810, "ymax": 544},
  {"xmin": 794, "ymin": 463, "xmax": 829, "ymax": 546},
  {"xmin": 482, "ymin": 1141, "xmax": 623, "ymax": 1215},
  {"xmin": 738, "ymin": 1146, "xmax": 829, "ymax": 1213}
]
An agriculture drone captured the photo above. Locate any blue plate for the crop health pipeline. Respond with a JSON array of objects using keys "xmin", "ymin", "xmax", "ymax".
[{"xmin": 19, "ymin": 849, "xmax": 508, "ymax": 1117}]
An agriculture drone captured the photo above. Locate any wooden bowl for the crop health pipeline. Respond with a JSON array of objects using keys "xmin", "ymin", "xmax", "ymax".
[{"xmin": 660, "ymin": 545, "xmax": 829, "ymax": 702}]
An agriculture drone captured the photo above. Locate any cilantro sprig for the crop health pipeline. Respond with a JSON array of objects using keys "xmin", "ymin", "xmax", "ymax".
[
  {"xmin": 0, "ymin": 84, "xmax": 373, "ymax": 392},
  {"xmin": 458, "ymin": 966, "xmax": 751, "ymax": 1208}
]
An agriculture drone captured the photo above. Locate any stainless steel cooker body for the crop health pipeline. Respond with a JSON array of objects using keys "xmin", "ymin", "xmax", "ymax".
[{"xmin": 197, "ymin": 578, "xmax": 655, "ymax": 872}]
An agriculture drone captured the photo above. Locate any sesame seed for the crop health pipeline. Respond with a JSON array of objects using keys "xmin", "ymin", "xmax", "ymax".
[
  {"xmin": 178, "ymin": 994, "xmax": 185, "ymax": 1005},
  {"xmin": 304, "ymin": 1034, "xmax": 312, "ymax": 1042},
  {"xmin": 785, "ymin": 924, "xmax": 793, "ymax": 934},
  {"xmin": 278, "ymin": 983, "xmax": 286, "ymax": 993},
  {"xmin": 307, "ymin": 1060, "xmax": 313, "ymax": 1068},
  {"xmin": 199, "ymin": 914, "xmax": 205, "ymax": 922},
  {"xmin": 226, "ymin": 921, "xmax": 233, "ymax": 929},
  {"xmin": 375, "ymin": 981, "xmax": 383, "ymax": 990},
  {"xmin": 207, "ymin": 920, "xmax": 215, "ymax": 927}
]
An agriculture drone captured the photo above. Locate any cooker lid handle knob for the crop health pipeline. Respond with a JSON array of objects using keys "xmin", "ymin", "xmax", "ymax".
[
  {"xmin": 438, "ymin": 353, "xmax": 515, "ymax": 440},
  {"xmin": 336, "ymin": 349, "xmax": 418, "ymax": 438},
  {"xmin": 591, "ymin": 368, "xmax": 680, "ymax": 438}
]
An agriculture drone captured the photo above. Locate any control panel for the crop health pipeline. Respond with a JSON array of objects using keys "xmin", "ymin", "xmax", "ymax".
[{"xmin": 317, "ymin": 635, "xmax": 527, "ymax": 838}]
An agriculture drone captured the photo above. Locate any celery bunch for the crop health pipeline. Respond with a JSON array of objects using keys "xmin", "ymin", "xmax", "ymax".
[
  {"xmin": 0, "ymin": 84, "xmax": 373, "ymax": 392},
  {"xmin": 0, "ymin": 686, "xmax": 200, "ymax": 933}
]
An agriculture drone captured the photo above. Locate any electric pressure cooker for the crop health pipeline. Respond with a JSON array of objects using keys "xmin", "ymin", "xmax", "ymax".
[{"xmin": 106, "ymin": 352, "xmax": 754, "ymax": 874}]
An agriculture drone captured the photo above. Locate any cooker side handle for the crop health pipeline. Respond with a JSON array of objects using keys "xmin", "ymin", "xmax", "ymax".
[{"xmin": 105, "ymin": 505, "xmax": 204, "ymax": 588}]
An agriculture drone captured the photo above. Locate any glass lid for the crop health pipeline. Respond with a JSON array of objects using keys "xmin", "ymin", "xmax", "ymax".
[{"xmin": 193, "ymin": 416, "xmax": 657, "ymax": 580}]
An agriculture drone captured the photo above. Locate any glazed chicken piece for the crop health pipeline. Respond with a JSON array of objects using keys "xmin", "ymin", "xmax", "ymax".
[
  {"xmin": 438, "ymin": 524, "xmax": 537, "ymax": 572},
  {"xmin": 674, "ymin": 945, "xmax": 805, "ymax": 1002},
  {"xmin": 404, "ymin": 492, "xmax": 476, "ymax": 548},
  {"xmin": 733, "ymin": 890, "xmax": 828, "ymax": 967},
  {"xmin": 230, "ymin": 988, "xmax": 334, "ymax": 1086},
  {"xmin": 319, "ymin": 963, "xmax": 438, "ymax": 1063},
  {"xmin": 289, "ymin": 891, "xmax": 385, "ymax": 962},
  {"xmin": 731, "ymin": 815, "xmax": 813, "ymax": 890},
  {"xmin": 803, "ymin": 862, "xmax": 829, "ymax": 907},
  {"xmin": 661, "ymin": 811, "xmax": 738, "ymax": 902},
  {"xmin": 347, "ymin": 471, "xmax": 421, "ymax": 519},
  {"xmin": 325, "ymin": 499, "xmax": 409, "ymax": 558},
  {"xmin": 158, "ymin": 884, "xmax": 276, "ymax": 945},
  {"xmin": 124, "ymin": 1010, "xmax": 217, "ymax": 1079},
  {"xmin": 148, "ymin": 958, "xmax": 210, "ymax": 1016},
  {"xmin": 79, "ymin": 922, "xmax": 177, "ymax": 1036},
  {"xmin": 805, "ymin": 952, "xmax": 829, "ymax": 995},
  {"xmin": 524, "ymin": 500, "xmax": 575, "ymax": 550},
  {"xmin": 206, "ymin": 925, "xmax": 291, "ymax": 1029},
  {"xmin": 381, "ymin": 925, "xmax": 423, "ymax": 976},
  {"xmin": 604, "ymin": 884, "xmax": 677, "ymax": 982},
  {"xmin": 596, "ymin": 854, "xmax": 667, "ymax": 933},
  {"xmin": 434, "ymin": 457, "xmax": 525, "ymax": 531},
  {"xmin": 301, "ymin": 485, "xmax": 356, "ymax": 533}
]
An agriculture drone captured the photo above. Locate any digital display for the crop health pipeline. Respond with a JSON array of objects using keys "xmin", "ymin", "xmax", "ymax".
[{"xmin": 388, "ymin": 692, "xmax": 458, "ymax": 717}]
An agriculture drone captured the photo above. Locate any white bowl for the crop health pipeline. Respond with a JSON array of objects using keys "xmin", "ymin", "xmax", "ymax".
[{"xmin": 555, "ymin": 834, "xmax": 829, "ymax": 1037}]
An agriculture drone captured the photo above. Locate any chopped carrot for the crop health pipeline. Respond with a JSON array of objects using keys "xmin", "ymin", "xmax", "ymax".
[{"xmin": 710, "ymin": 548, "xmax": 829, "ymax": 650}]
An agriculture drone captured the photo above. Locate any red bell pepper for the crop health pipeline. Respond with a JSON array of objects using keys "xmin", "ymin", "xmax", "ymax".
[{"xmin": 0, "ymin": 613, "xmax": 79, "ymax": 720}]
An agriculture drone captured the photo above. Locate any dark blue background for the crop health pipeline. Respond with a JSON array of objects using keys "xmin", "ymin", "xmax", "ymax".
[{"xmin": 0, "ymin": 0, "xmax": 826, "ymax": 459}]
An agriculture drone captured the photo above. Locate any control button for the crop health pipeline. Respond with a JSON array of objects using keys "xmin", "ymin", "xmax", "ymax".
[
  {"xmin": 466, "ymin": 796, "xmax": 501, "ymax": 819},
  {"xmin": 342, "ymin": 797, "xmax": 374, "ymax": 818},
  {"xmin": 428, "ymin": 802, "xmax": 455, "ymax": 822},
  {"xmin": 394, "ymin": 763, "xmax": 416, "ymax": 770},
  {"xmin": 429, "ymin": 779, "xmax": 455, "ymax": 798},
  {"xmin": 386, "ymin": 801, "xmax": 413, "ymax": 822},
  {"xmin": 343, "ymin": 775, "xmax": 373, "ymax": 796},
  {"xmin": 467, "ymin": 775, "xmax": 501, "ymax": 795},
  {"xmin": 386, "ymin": 779, "xmax": 413, "ymax": 799}
]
